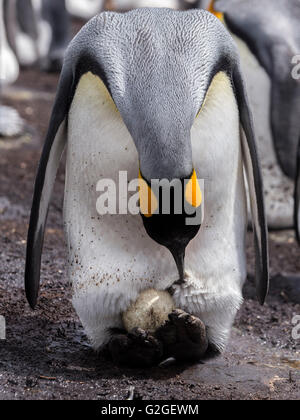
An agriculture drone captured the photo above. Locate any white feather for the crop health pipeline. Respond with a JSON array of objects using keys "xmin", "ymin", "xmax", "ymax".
[
  {"xmin": 31, "ymin": 0, "xmax": 52, "ymax": 60},
  {"xmin": 15, "ymin": 32, "xmax": 39, "ymax": 67}
]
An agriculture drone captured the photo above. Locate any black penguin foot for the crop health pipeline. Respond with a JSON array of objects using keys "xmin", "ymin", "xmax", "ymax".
[
  {"xmin": 156, "ymin": 309, "xmax": 208, "ymax": 363},
  {"xmin": 108, "ymin": 328, "xmax": 163, "ymax": 368}
]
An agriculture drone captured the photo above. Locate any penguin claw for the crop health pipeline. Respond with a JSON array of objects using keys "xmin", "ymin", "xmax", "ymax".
[
  {"xmin": 159, "ymin": 357, "xmax": 177, "ymax": 368},
  {"xmin": 156, "ymin": 309, "xmax": 208, "ymax": 362},
  {"xmin": 108, "ymin": 329, "xmax": 163, "ymax": 368}
]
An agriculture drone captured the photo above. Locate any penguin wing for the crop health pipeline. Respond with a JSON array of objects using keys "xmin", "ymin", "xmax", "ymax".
[
  {"xmin": 25, "ymin": 66, "xmax": 73, "ymax": 309},
  {"xmin": 295, "ymin": 138, "xmax": 300, "ymax": 245},
  {"xmin": 233, "ymin": 66, "xmax": 269, "ymax": 305}
]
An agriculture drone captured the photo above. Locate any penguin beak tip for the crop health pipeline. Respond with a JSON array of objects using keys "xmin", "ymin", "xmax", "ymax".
[{"xmin": 170, "ymin": 246, "xmax": 186, "ymax": 285}]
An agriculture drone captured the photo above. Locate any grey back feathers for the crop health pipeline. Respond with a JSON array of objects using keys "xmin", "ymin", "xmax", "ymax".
[{"xmin": 25, "ymin": 8, "xmax": 269, "ymax": 308}]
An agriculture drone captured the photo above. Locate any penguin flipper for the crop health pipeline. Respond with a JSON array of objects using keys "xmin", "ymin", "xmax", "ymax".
[
  {"xmin": 233, "ymin": 66, "xmax": 269, "ymax": 305},
  {"xmin": 295, "ymin": 138, "xmax": 300, "ymax": 245},
  {"xmin": 25, "ymin": 67, "xmax": 73, "ymax": 309}
]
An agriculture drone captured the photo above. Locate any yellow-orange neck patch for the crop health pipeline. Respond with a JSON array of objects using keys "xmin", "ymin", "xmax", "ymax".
[
  {"xmin": 185, "ymin": 170, "xmax": 202, "ymax": 208},
  {"xmin": 208, "ymin": 0, "xmax": 224, "ymax": 21},
  {"xmin": 138, "ymin": 171, "xmax": 158, "ymax": 218}
]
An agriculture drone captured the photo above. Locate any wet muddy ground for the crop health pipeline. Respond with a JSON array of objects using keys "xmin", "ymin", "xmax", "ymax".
[{"xmin": 0, "ymin": 21, "xmax": 300, "ymax": 401}]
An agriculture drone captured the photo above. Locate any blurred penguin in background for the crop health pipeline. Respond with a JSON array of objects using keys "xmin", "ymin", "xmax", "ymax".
[
  {"xmin": 14, "ymin": 0, "xmax": 40, "ymax": 66},
  {"xmin": 39, "ymin": 0, "xmax": 70, "ymax": 72},
  {"xmin": 184, "ymin": 0, "xmax": 206, "ymax": 8},
  {"xmin": 5, "ymin": 0, "xmax": 46, "ymax": 67},
  {"xmin": 0, "ymin": 0, "xmax": 24, "ymax": 138},
  {"xmin": 1, "ymin": 0, "xmax": 70, "ymax": 138},
  {"xmin": 203, "ymin": 0, "xmax": 300, "ymax": 230},
  {"xmin": 105, "ymin": 0, "xmax": 202, "ymax": 12},
  {"xmin": 66, "ymin": 0, "xmax": 105, "ymax": 19},
  {"xmin": 0, "ymin": 0, "xmax": 19, "ymax": 85},
  {"xmin": 2, "ymin": 0, "xmax": 70, "ymax": 72}
]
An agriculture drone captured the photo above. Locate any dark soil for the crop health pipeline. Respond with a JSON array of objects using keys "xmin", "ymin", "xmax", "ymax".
[{"xmin": 0, "ymin": 21, "xmax": 299, "ymax": 401}]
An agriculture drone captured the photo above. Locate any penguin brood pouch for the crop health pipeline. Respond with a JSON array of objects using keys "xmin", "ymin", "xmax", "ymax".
[{"xmin": 25, "ymin": 8, "xmax": 269, "ymax": 367}]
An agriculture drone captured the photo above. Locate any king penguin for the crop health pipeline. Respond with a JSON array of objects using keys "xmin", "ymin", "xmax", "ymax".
[
  {"xmin": 25, "ymin": 8, "xmax": 269, "ymax": 367},
  {"xmin": 204, "ymin": 0, "xmax": 300, "ymax": 230}
]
